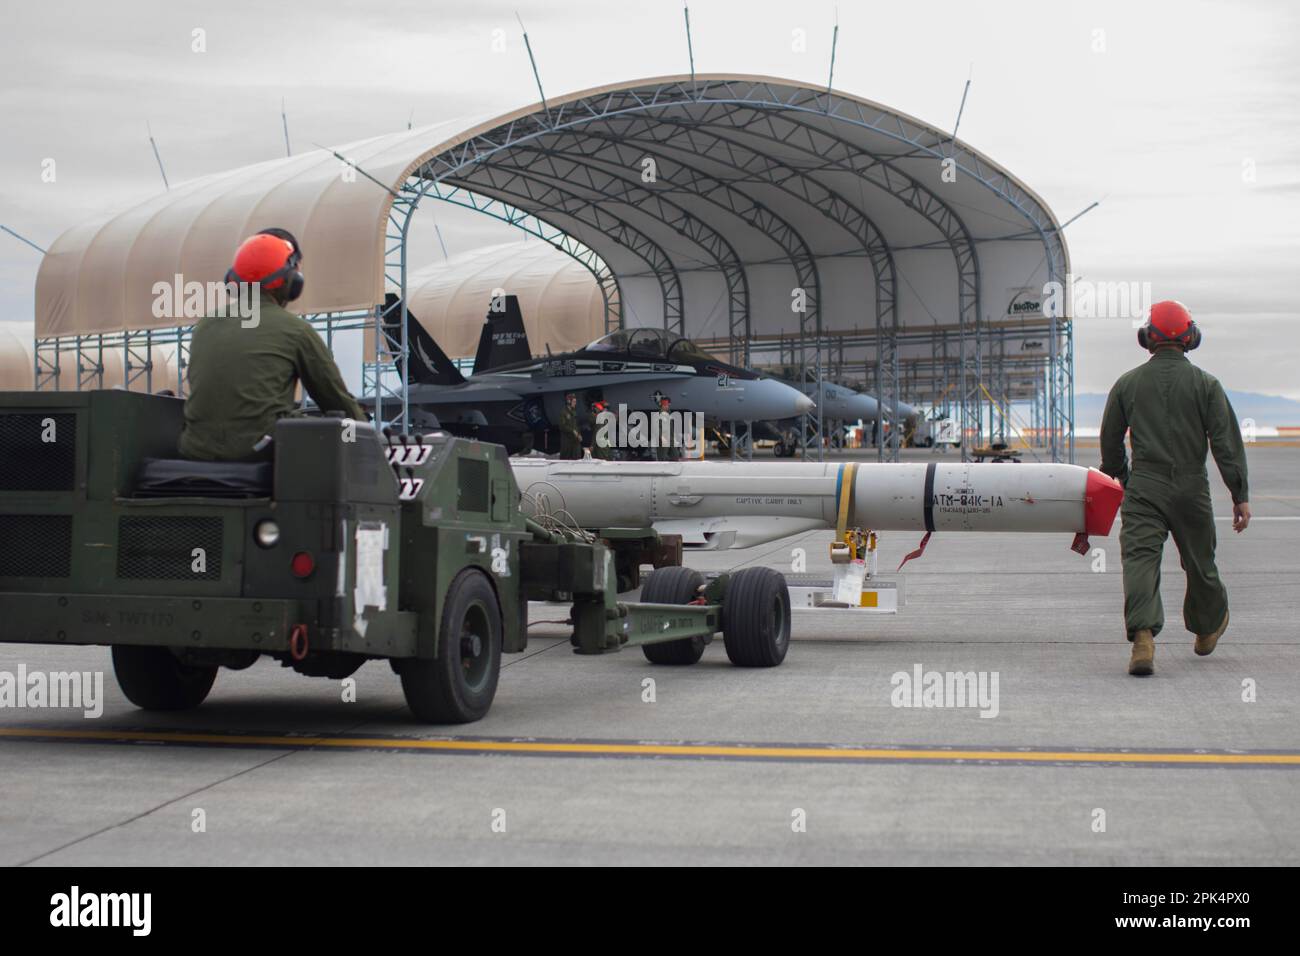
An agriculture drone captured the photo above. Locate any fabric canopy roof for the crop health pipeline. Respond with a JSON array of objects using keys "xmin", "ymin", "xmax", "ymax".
[
  {"xmin": 0, "ymin": 324, "xmax": 34, "ymax": 390},
  {"xmin": 404, "ymin": 240, "xmax": 606, "ymax": 359}
]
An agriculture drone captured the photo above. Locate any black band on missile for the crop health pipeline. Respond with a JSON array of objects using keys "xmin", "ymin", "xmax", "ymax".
[{"xmin": 923, "ymin": 462, "xmax": 936, "ymax": 533}]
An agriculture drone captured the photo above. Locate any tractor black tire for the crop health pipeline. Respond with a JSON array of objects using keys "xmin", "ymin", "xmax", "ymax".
[
  {"xmin": 112, "ymin": 645, "xmax": 218, "ymax": 710},
  {"xmin": 401, "ymin": 568, "xmax": 502, "ymax": 723},
  {"xmin": 639, "ymin": 566, "xmax": 707, "ymax": 665},
  {"xmin": 722, "ymin": 567, "xmax": 791, "ymax": 667}
]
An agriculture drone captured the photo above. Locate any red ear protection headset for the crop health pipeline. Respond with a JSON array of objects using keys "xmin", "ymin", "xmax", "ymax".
[
  {"xmin": 1138, "ymin": 300, "xmax": 1200, "ymax": 351},
  {"xmin": 224, "ymin": 228, "xmax": 305, "ymax": 302}
]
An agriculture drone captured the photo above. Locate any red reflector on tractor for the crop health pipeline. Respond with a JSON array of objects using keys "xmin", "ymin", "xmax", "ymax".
[{"xmin": 291, "ymin": 551, "xmax": 316, "ymax": 578}]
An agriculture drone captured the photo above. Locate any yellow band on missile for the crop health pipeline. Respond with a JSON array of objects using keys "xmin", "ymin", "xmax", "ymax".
[{"xmin": 835, "ymin": 462, "xmax": 857, "ymax": 544}]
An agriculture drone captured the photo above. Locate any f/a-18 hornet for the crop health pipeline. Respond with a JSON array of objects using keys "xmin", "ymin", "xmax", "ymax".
[{"xmin": 374, "ymin": 294, "xmax": 813, "ymax": 453}]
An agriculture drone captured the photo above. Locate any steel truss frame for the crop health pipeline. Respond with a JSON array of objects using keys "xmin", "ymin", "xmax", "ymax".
[
  {"xmin": 733, "ymin": 320, "xmax": 1064, "ymax": 448},
  {"xmin": 453, "ymin": 149, "xmax": 713, "ymax": 343},
  {"xmin": 454, "ymin": 143, "xmax": 758, "ymax": 456},
  {"xmin": 523, "ymin": 127, "xmax": 826, "ymax": 459},
  {"xmin": 425, "ymin": 184, "xmax": 623, "ymax": 333},
  {"xmin": 560, "ymin": 117, "xmax": 899, "ymax": 460},
  {"xmin": 404, "ymin": 79, "xmax": 1053, "ymax": 455},
  {"xmin": 611, "ymin": 105, "xmax": 978, "ymax": 462}
]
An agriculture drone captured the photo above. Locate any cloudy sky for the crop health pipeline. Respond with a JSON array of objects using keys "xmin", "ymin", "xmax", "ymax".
[{"xmin": 1, "ymin": 0, "xmax": 1296, "ymax": 396}]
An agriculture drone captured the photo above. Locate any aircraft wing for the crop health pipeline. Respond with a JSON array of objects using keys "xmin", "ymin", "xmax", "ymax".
[{"xmin": 489, "ymin": 364, "xmax": 696, "ymax": 395}]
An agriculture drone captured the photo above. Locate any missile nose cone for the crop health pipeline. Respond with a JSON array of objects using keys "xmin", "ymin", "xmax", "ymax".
[{"xmin": 1084, "ymin": 468, "xmax": 1125, "ymax": 535}]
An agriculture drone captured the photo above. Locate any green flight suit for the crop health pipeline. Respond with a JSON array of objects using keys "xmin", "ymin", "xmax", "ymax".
[
  {"xmin": 557, "ymin": 405, "xmax": 583, "ymax": 460},
  {"xmin": 654, "ymin": 409, "xmax": 680, "ymax": 461},
  {"xmin": 1100, "ymin": 347, "xmax": 1249, "ymax": 640},
  {"xmin": 179, "ymin": 294, "xmax": 366, "ymax": 461},
  {"xmin": 591, "ymin": 413, "xmax": 615, "ymax": 460}
]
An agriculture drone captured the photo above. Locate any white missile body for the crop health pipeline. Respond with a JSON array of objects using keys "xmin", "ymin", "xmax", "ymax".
[{"xmin": 512, "ymin": 458, "xmax": 1124, "ymax": 550}]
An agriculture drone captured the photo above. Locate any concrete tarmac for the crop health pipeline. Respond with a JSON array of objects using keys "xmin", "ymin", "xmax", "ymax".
[{"xmin": 1, "ymin": 443, "xmax": 1296, "ymax": 865}]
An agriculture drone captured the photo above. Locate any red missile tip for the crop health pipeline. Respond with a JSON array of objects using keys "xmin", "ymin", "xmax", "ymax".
[{"xmin": 1083, "ymin": 468, "xmax": 1124, "ymax": 536}]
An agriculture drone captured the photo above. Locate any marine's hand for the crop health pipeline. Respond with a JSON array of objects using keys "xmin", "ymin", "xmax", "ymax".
[{"xmin": 1233, "ymin": 501, "xmax": 1251, "ymax": 533}]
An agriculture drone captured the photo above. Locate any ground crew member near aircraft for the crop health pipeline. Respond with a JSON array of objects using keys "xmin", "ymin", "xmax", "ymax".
[
  {"xmin": 655, "ymin": 395, "xmax": 680, "ymax": 461},
  {"xmin": 179, "ymin": 228, "xmax": 366, "ymax": 461},
  {"xmin": 1100, "ymin": 300, "xmax": 1250, "ymax": 677},
  {"xmin": 557, "ymin": 391, "xmax": 583, "ymax": 459},
  {"xmin": 590, "ymin": 399, "xmax": 615, "ymax": 460}
]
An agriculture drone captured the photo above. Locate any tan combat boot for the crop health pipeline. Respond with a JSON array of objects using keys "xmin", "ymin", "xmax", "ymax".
[
  {"xmin": 1129, "ymin": 629, "xmax": 1155, "ymax": 677},
  {"xmin": 1195, "ymin": 610, "xmax": 1229, "ymax": 657}
]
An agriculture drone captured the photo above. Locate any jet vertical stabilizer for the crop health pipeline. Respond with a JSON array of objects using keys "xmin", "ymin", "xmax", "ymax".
[
  {"xmin": 382, "ymin": 293, "xmax": 464, "ymax": 386},
  {"xmin": 473, "ymin": 294, "xmax": 533, "ymax": 373}
]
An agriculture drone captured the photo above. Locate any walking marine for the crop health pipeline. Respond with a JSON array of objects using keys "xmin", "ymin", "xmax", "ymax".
[{"xmin": 1100, "ymin": 300, "xmax": 1250, "ymax": 676}]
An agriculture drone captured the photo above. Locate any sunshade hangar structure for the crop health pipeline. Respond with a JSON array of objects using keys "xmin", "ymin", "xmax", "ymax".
[{"xmin": 33, "ymin": 74, "xmax": 1075, "ymax": 461}]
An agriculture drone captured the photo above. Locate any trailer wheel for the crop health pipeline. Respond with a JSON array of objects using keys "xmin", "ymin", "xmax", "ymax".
[
  {"xmin": 401, "ymin": 568, "xmax": 502, "ymax": 723},
  {"xmin": 112, "ymin": 646, "xmax": 217, "ymax": 710},
  {"xmin": 722, "ymin": 567, "xmax": 791, "ymax": 667},
  {"xmin": 639, "ymin": 566, "xmax": 706, "ymax": 665}
]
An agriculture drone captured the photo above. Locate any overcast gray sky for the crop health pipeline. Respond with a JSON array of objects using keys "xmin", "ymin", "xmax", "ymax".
[{"xmin": 1, "ymin": 0, "xmax": 1296, "ymax": 396}]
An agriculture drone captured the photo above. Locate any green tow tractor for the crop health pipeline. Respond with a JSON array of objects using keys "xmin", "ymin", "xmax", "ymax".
[{"xmin": 0, "ymin": 391, "xmax": 789, "ymax": 723}]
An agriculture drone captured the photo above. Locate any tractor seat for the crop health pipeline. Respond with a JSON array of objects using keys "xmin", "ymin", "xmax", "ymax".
[{"xmin": 134, "ymin": 458, "xmax": 272, "ymax": 499}]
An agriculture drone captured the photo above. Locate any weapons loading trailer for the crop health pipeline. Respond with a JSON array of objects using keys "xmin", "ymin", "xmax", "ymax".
[{"xmin": 0, "ymin": 391, "xmax": 789, "ymax": 723}]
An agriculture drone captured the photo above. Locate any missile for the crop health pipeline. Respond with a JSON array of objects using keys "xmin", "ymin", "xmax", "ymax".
[{"xmin": 512, "ymin": 458, "xmax": 1124, "ymax": 552}]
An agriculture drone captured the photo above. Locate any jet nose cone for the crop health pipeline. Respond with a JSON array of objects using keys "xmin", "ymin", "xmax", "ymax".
[
  {"xmin": 729, "ymin": 377, "xmax": 817, "ymax": 420},
  {"xmin": 848, "ymin": 395, "xmax": 880, "ymax": 421}
]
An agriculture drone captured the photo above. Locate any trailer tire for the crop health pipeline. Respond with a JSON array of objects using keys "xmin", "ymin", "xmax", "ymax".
[
  {"xmin": 722, "ymin": 567, "xmax": 791, "ymax": 667},
  {"xmin": 639, "ymin": 566, "xmax": 707, "ymax": 665},
  {"xmin": 401, "ymin": 568, "xmax": 502, "ymax": 723},
  {"xmin": 112, "ymin": 645, "xmax": 217, "ymax": 710}
]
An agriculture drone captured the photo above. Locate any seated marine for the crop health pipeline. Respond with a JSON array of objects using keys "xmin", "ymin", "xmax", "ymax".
[{"xmin": 179, "ymin": 228, "xmax": 367, "ymax": 461}]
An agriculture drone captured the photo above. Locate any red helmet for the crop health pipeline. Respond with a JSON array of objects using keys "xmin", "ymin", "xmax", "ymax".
[
  {"xmin": 225, "ymin": 230, "xmax": 304, "ymax": 300},
  {"xmin": 1138, "ymin": 300, "xmax": 1200, "ymax": 351}
]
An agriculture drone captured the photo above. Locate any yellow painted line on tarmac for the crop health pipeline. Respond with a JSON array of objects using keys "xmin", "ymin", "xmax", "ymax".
[{"xmin": 0, "ymin": 727, "xmax": 1297, "ymax": 768}]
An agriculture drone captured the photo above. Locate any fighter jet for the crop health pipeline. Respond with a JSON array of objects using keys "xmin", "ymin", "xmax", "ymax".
[
  {"xmin": 371, "ymin": 295, "xmax": 814, "ymax": 454},
  {"xmin": 751, "ymin": 380, "xmax": 919, "ymax": 455}
]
